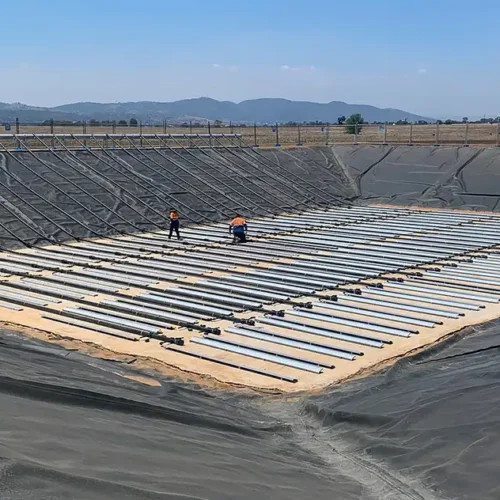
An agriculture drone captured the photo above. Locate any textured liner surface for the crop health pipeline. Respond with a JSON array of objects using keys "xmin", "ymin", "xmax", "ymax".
[
  {"xmin": 2, "ymin": 145, "xmax": 500, "ymax": 249},
  {"xmin": 331, "ymin": 144, "xmax": 500, "ymax": 210},
  {"xmin": 0, "ymin": 147, "xmax": 354, "ymax": 248}
]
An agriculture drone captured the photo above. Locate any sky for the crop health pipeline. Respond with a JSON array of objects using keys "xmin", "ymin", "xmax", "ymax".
[{"xmin": 1, "ymin": 0, "xmax": 499, "ymax": 118}]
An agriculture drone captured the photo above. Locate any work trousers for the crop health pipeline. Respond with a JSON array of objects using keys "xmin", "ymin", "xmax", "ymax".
[
  {"xmin": 233, "ymin": 230, "xmax": 247, "ymax": 243},
  {"xmin": 169, "ymin": 220, "xmax": 180, "ymax": 239}
]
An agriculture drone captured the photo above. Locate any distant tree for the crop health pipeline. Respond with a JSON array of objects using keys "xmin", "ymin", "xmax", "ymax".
[
  {"xmin": 213, "ymin": 119, "xmax": 223, "ymax": 127},
  {"xmin": 129, "ymin": 118, "xmax": 138, "ymax": 127},
  {"xmin": 44, "ymin": 119, "xmax": 74, "ymax": 126},
  {"xmin": 89, "ymin": 119, "xmax": 100, "ymax": 126},
  {"xmin": 345, "ymin": 113, "xmax": 364, "ymax": 134},
  {"xmin": 417, "ymin": 120, "xmax": 428, "ymax": 125},
  {"xmin": 118, "ymin": 120, "xmax": 128, "ymax": 126},
  {"xmin": 494, "ymin": 117, "xmax": 500, "ymax": 123},
  {"xmin": 337, "ymin": 115, "xmax": 346, "ymax": 125},
  {"xmin": 299, "ymin": 120, "xmax": 327, "ymax": 126},
  {"xmin": 462, "ymin": 117, "xmax": 469, "ymax": 123},
  {"xmin": 436, "ymin": 120, "xmax": 443, "ymax": 125},
  {"xmin": 445, "ymin": 119, "xmax": 455, "ymax": 125}
]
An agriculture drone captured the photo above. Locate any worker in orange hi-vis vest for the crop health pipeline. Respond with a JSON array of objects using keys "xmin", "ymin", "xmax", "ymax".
[
  {"xmin": 168, "ymin": 209, "xmax": 181, "ymax": 240},
  {"xmin": 229, "ymin": 214, "xmax": 248, "ymax": 244}
]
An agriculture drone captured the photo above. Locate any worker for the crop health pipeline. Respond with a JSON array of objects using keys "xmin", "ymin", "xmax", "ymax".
[
  {"xmin": 168, "ymin": 208, "xmax": 181, "ymax": 240},
  {"xmin": 229, "ymin": 214, "xmax": 247, "ymax": 243}
]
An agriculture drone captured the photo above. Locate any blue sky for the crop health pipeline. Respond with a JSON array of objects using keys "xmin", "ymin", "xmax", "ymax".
[{"xmin": 1, "ymin": 0, "xmax": 499, "ymax": 118}]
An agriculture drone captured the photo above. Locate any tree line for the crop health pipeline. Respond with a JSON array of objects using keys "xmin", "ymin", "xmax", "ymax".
[
  {"xmin": 282, "ymin": 114, "xmax": 500, "ymax": 134},
  {"xmin": 283, "ymin": 116, "xmax": 500, "ymax": 126},
  {"xmin": 42, "ymin": 118, "xmax": 140, "ymax": 126}
]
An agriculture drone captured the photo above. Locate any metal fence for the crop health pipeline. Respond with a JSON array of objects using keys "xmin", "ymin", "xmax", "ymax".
[{"xmin": 2, "ymin": 119, "xmax": 500, "ymax": 147}]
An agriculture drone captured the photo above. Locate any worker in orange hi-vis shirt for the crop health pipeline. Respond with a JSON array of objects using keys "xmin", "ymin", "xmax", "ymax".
[
  {"xmin": 168, "ymin": 209, "xmax": 181, "ymax": 240},
  {"xmin": 229, "ymin": 214, "xmax": 248, "ymax": 244}
]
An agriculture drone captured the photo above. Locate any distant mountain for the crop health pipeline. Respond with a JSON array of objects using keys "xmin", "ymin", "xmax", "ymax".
[
  {"xmin": 0, "ymin": 98, "xmax": 434, "ymax": 124},
  {"xmin": 0, "ymin": 102, "xmax": 84, "ymax": 123}
]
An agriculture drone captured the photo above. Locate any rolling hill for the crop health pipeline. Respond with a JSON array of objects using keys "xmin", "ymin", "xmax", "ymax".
[{"xmin": 0, "ymin": 98, "xmax": 433, "ymax": 124}]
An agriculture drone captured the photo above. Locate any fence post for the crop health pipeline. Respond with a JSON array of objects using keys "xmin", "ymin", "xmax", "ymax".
[
  {"xmin": 253, "ymin": 123, "xmax": 258, "ymax": 147},
  {"xmin": 496, "ymin": 123, "xmax": 500, "ymax": 147},
  {"xmin": 326, "ymin": 123, "xmax": 330, "ymax": 145},
  {"xmin": 408, "ymin": 124, "xmax": 413, "ymax": 145},
  {"xmin": 383, "ymin": 123, "xmax": 388, "ymax": 145},
  {"xmin": 464, "ymin": 122, "xmax": 469, "ymax": 146},
  {"xmin": 112, "ymin": 121, "xmax": 116, "ymax": 134},
  {"xmin": 13, "ymin": 118, "xmax": 20, "ymax": 149},
  {"xmin": 50, "ymin": 119, "xmax": 54, "ymax": 148},
  {"xmin": 296, "ymin": 124, "xmax": 301, "ymax": 146},
  {"xmin": 230, "ymin": 121, "xmax": 233, "ymax": 133},
  {"xmin": 189, "ymin": 120, "xmax": 192, "ymax": 134},
  {"xmin": 435, "ymin": 123, "xmax": 440, "ymax": 145},
  {"xmin": 275, "ymin": 122, "xmax": 280, "ymax": 147},
  {"xmin": 354, "ymin": 124, "xmax": 358, "ymax": 145},
  {"xmin": 139, "ymin": 121, "xmax": 143, "ymax": 147},
  {"xmin": 208, "ymin": 121, "xmax": 212, "ymax": 146},
  {"xmin": 83, "ymin": 120, "xmax": 87, "ymax": 134}
]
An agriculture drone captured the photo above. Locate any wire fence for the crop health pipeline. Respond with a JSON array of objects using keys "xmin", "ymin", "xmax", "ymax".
[{"xmin": 2, "ymin": 119, "xmax": 500, "ymax": 147}]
